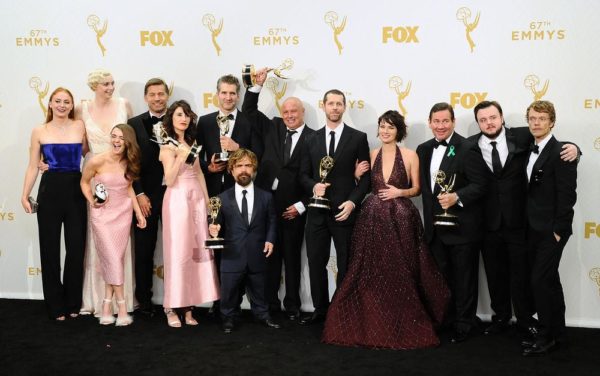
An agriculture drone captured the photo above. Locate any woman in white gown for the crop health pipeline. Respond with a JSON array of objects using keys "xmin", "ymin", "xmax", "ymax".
[{"xmin": 77, "ymin": 69, "xmax": 135, "ymax": 316}]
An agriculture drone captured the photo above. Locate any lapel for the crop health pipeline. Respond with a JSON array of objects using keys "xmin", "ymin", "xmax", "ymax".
[
  {"xmin": 140, "ymin": 112, "xmax": 153, "ymax": 139},
  {"xmin": 532, "ymin": 136, "xmax": 556, "ymax": 173},
  {"xmin": 287, "ymin": 126, "xmax": 309, "ymax": 165},
  {"xmin": 504, "ymin": 128, "xmax": 517, "ymax": 169},
  {"xmin": 230, "ymin": 110, "xmax": 243, "ymax": 140},
  {"xmin": 435, "ymin": 135, "xmax": 460, "ymax": 195},
  {"xmin": 249, "ymin": 189, "xmax": 260, "ymax": 226},
  {"xmin": 316, "ymin": 127, "xmax": 328, "ymax": 158},
  {"xmin": 333, "ymin": 124, "xmax": 351, "ymax": 159},
  {"xmin": 421, "ymin": 140, "xmax": 434, "ymax": 194},
  {"xmin": 276, "ymin": 122, "xmax": 286, "ymax": 163},
  {"xmin": 227, "ymin": 188, "xmax": 246, "ymax": 228}
]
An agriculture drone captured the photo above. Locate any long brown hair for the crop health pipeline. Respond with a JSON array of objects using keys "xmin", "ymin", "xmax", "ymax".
[
  {"xmin": 46, "ymin": 87, "xmax": 76, "ymax": 123},
  {"xmin": 162, "ymin": 100, "xmax": 197, "ymax": 145},
  {"xmin": 112, "ymin": 124, "xmax": 141, "ymax": 181}
]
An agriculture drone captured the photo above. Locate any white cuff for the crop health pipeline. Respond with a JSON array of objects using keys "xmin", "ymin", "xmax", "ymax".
[{"xmin": 294, "ymin": 201, "xmax": 306, "ymax": 215}]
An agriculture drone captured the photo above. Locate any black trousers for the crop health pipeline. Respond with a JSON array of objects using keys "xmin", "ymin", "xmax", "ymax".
[
  {"xmin": 481, "ymin": 229, "xmax": 536, "ymax": 326},
  {"xmin": 430, "ymin": 236, "xmax": 480, "ymax": 332},
  {"xmin": 528, "ymin": 228, "xmax": 568, "ymax": 342},
  {"xmin": 36, "ymin": 172, "xmax": 86, "ymax": 319},
  {"xmin": 305, "ymin": 209, "xmax": 353, "ymax": 314},
  {"xmin": 133, "ymin": 187, "xmax": 165, "ymax": 308},
  {"xmin": 220, "ymin": 268, "xmax": 269, "ymax": 320},
  {"xmin": 266, "ymin": 213, "xmax": 306, "ymax": 312}
]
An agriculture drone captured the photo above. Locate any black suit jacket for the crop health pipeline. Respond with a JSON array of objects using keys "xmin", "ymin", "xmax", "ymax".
[
  {"xmin": 196, "ymin": 110, "xmax": 263, "ymax": 197},
  {"xmin": 468, "ymin": 127, "xmax": 531, "ymax": 236},
  {"xmin": 416, "ymin": 132, "xmax": 488, "ymax": 245},
  {"xmin": 242, "ymin": 90, "xmax": 315, "ymax": 213},
  {"xmin": 526, "ymin": 136, "xmax": 577, "ymax": 238},
  {"xmin": 128, "ymin": 111, "xmax": 164, "ymax": 196},
  {"xmin": 217, "ymin": 186, "xmax": 277, "ymax": 273},
  {"xmin": 299, "ymin": 124, "xmax": 371, "ymax": 223}
]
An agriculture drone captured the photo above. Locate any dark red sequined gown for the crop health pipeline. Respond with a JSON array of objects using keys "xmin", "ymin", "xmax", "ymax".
[{"xmin": 322, "ymin": 146, "xmax": 450, "ymax": 349}]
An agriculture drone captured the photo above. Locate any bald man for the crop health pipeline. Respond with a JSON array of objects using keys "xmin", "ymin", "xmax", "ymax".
[{"xmin": 242, "ymin": 68, "xmax": 315, "ymax": 320}]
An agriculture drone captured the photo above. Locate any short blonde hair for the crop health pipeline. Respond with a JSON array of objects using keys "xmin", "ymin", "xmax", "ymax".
[{"xmin": 87, "ymin": 69, "xmax": 112, "ymax": 91}]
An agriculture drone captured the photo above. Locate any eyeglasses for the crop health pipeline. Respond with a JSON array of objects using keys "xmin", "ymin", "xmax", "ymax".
[{"xmin": 528, "ymin": 116, "xmax": 550, "ymax": 123}]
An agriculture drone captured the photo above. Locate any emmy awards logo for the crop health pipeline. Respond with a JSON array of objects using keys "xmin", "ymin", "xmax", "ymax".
[
  {"xmin": 29, "ymin": 77, "xmax": 49, "ymax": 118},
  {"xmin": 589, "ymin": 268, "xmax": 600, "ymax": 295},
  {"xmin": 456, "ymin": 7, "xmax": 480, "ymax": 53},
  {"xmin": 327, "ymin": 256, "xmax": 338, "ymax": 284},
  {"xmin": 241, "ymin": 58, "xmax": 294, "ymax": 88},
  {"xmin": 388, "ymin": 76, "xmax": 411, "ymax": 116},
  {"xmin": 87, "ymin": 15, "xmax": 108, "ymax": 56},
  {"xmin": 524, "ymin": 74, "xmax": 549, "ymax": 101},
  {"xmin": 205, "ymin": 197, "xmax": 225, "ymax": 249},
  {"xmin": 433, "ymin": 170, "xmax": 459, "ymax": 226},
  {"xmin": 594, "ymin": 137, "xmax": 600, "ymax": 151},
  {"xmin": 324, "ymin": 11, "xmax": 346, "ymax": 55},
  {"xmin": 153, "ymin": 264, "xmax": 164, "ymax": 280},
  {"xmin": 265, "ymin": 77, "xmax": 287, "ymax": 116},
  {"xmin": 202, "ymin": 14, "xmax": 223, "ymax": 56}
]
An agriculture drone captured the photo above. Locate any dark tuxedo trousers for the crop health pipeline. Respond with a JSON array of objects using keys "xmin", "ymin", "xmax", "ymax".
[
  {"xmin": 242, "ymin": 90, "xmax": 315, "ymax": 312},
  {"xmin": 468, "ymin": 127, "xmax": 536, "ymax": 326},
  {"xmin": 217, "ymin": 186, "xmax": 277, "ymax": 319},
  {"xmin": 525, "ymin": 136, "xmax": 577, "ymax": 342},
  {"xmin": 299, "ymin": 125, "xmax": 370, "ymax": 314},
  {"xmin": 129, "ymin": 112, "xmax": 165, "ymax": 307},
  {"xmin": 416, "ymin": 133, "xmax": 487, "ymax": 332}
]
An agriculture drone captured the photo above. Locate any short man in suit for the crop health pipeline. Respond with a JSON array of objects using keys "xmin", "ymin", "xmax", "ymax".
[
  {"xmin": 416, "ymin": 102, "xmax": 488, "ymax": 343},
  {"xmin": 128, "ymin": 78, "xmax": 169, "ymax": 316},
  {"xmin": 242, "ymin": 68, "xmax": 315, "ymax": 320},
  {"xmin": 197, "ymin": 74, "xmax": 263, "ymax": 314},
  {"xmin": 208, "ymin": 148, "xmax": 280, "ymax": 333},
  {"xmin": 298, "ymin": 89, "xmax": 371, "ymax": 325},
  {"xmin": 522, "ymin": 101, "xmax": 577, "ymax": 356},
  {"xmin": 469, "ymin": 101, "xmax": 579, "ymax": 337}
]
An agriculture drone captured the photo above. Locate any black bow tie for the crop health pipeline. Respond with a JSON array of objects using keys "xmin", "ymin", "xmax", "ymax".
[
  {"xmin": 530, "ymin": 144, "xmax": 540, "ymax": 154},
  {"xmin": 149, "ymin": 115, "xmax": 164, "ymax": 125},
  {"xmin": 221, "ymin": 113, "xmax": 234, "ymax": 120},
  {"xmin": 433, "ymin": 139, "xmax": 448, "ymax": 149}
]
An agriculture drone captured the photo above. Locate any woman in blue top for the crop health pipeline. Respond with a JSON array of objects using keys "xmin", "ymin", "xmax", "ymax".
[{"xmin": 21, "ymin": 87, "xmax": 88, "ymax": 321}]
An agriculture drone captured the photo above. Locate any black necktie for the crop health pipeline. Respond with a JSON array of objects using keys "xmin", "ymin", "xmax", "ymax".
[
  {"xmin": 283, "ymin": 129, "xmax": 297, "ymax": 164},
  {"xmin": 433, "ymin": 139, "xmax": 448, "ymax": 149},
  {"xmin": 490, "ymin": 141, "xmax": 502, "ymax": 176},
  {"xmin": 149, "ymin": 115, "xmax": 164, "ymax": 125},
  {"xmin": 241, "ymin": 190, "xmax": 249, "ymax": 226},
  {"xmin": 530, "ymin": 144, "xmax": 540, "ymax": 154},
  {"xmin": 328, "ymin": 131, "xmax": 336, "ymax": 157}
]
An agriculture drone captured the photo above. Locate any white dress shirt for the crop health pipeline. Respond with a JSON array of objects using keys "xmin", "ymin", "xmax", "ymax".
[
  {"xmin": 235, "ymin": 182, "xmax": 254, "ymax": 224},
  {"xmin": 478, "ymin": 127, "xmax": 508, "ymax": 173},
  {"xmin": 429, "ymin": 133, "xmax": 454, "ymax": 190},
  {"xmin": 527, "ymin": 133, "xmax": 552, "ymax": 182}
]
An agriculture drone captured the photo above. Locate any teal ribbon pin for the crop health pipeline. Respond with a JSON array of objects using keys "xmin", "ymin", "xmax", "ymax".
[{"xmin": 447, "ymin": 145, "xmax": 456, "ymax": 157}]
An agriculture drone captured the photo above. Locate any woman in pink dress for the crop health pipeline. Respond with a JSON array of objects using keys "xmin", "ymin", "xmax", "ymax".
[
  {"xmin": 159, "ymin": 100, "xmax": 219, "ymax": 328},
  {"xmin": 81, "ymin": 124, "xmax": 146, "ymax": 326}
]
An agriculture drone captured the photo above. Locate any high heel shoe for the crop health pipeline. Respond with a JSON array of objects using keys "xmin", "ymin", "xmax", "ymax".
[
  {"xmin": 165, "ymin": 308, "xmax": 181, "ymax": 328},
  {"xmin": 184, "ymin": 307, "xmax": 198, "ymax": 326},
  {"xmin": 99, "ymin": 299, "xmax": 116, "ymax": 325},
  {"xmin": 115, "ymin": 300, "xmax": 133, "ymax": 327}
]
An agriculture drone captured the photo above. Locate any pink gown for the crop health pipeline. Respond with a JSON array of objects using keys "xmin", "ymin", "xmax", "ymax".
[
  {"xmin": 162, "ymin": 163, "xmax": 219, "ymax": 308},
  {"xmin": 90, "ymin": 173, "xmax": 132, "ymax": 286}
]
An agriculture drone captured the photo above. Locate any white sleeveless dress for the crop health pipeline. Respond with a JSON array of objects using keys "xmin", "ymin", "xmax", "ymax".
[{"xmin": 79, "ymin": 98, "xmax": 136, "ymax": 316}]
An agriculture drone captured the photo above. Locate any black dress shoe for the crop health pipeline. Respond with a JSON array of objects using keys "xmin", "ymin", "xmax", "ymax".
[
  {"xmin": 484, "ymin": 320, "xmax": 509, "ymax": 335},
  {"xmin": 450, "ymin": 330, "xmax": 469, "ymax": 344},
  {"xmin": 299, "ymin": 313, "xmax": 325, "ymax": 326},
  {"xmin": 522, "ymin": 339, "xmax": 557, "ymax": 356},
  {"xmin": 135, "ymin": 305, "xmax": 155, "ymax": 317},
  {"xmin": 222, "ymin": 317, "xmax": 234, "ymax": 333},
  {"xmin": 520, "ymin": 326, "xmax": 539, "ymax": 348},
  {"xmin": 286, "ymin": 311, "xmax": 300, "ymax": 321},
  {"xmin": 257, "ymin": 318, "xmax": 281, "ymax": 329}
]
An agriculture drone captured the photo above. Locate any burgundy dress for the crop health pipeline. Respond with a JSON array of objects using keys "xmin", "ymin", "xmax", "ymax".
[{"xmin": 322, "ymin": 146, "xmax": 450, "ymax": 350}]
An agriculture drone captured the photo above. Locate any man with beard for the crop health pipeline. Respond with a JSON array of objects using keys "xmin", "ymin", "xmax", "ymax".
[
  {"xmin": 128, "ymin": 78, "xmax": 169, "ymax": 316},
  {"xmin": 298, "ymin": 89, "xmax": 371, "ymax": 325},
  {"xmin": 208, "ymin": 149, "xmax": 279, "ymax": 333},
  {"xmin": 468, "ymin": 101, "xmax": 578, "ymax": 340}
]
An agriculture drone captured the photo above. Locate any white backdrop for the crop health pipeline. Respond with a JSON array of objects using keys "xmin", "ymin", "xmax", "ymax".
[{"xmin": 1, "ymin": 0, "xmax": 599, "ymax": 327}]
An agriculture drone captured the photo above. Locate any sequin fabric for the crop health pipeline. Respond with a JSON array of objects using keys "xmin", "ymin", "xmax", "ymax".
[{"xmin": 322, "ymin": 146, "xmax": 450, "ymax": 349}]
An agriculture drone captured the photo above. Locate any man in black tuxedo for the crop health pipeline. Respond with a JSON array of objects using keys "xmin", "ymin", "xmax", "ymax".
[
  {"xmin": 416, "ymin": 102, "xmax": 488, "ymax": 343},
  {"xmin": 196, "ymin": 74, "xmax": 263, "ymax": 198},
  {"xmin": 242, "ymin": 68, "xmax": 315, "ymax": 320},
  {"xmin": 522, "ymin": 101, "xmax": 577, "ymax": 356},
  {"xmin": 468, "ymin": 101, "xmax": 579, "ymax": 337},
  {"xmin": 128, "ymin": 78, "xmax": 169, "ymax": 316},
  {"xmin": 208, "ymin": 149, "xmax": 279, "ymax": 333},
  {"xmin": 197, "ymin": 74, "xmax": 263, "ymax": 314},
  {"xmin": 298, "ymin": 89, "xmax": 371, "ymax": 325}
]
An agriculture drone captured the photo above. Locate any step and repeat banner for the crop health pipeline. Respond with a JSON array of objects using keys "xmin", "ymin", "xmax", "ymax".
[{"xmin": 1, "ymin": 0, "xmax": 599, "ymax": 326}]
